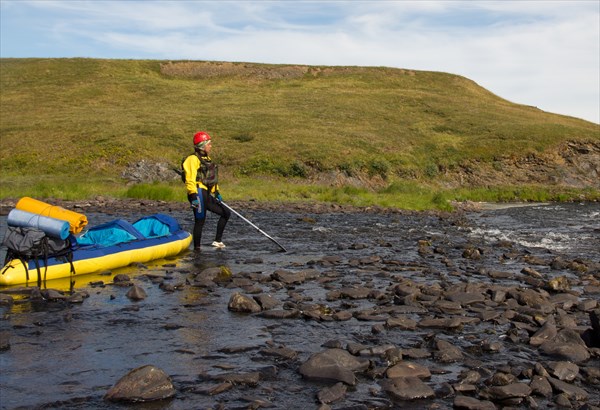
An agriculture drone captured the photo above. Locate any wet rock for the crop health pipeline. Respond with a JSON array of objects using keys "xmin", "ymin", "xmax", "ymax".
[
  {"xmin": 104, "ymin": 365, "xmax": 175, "ymax": 402},
  {"xmin": 332, "ymin": 310, "xmax": 353, "ymax": 321},
  {"xmin": 418, "ymin": 316, "xmax": 464, "ymax": 329},
  {"xmin": 379, "ymin": 376, "xmax": 435, "ymax": 400},
  {"xmin": 529, "ymin": 319, "xmax": 557, "ymax": 346},
  {"xmin": 40, "ymin": 289, "xmax": 67, "ymax": 300},
  {"xmin": 299, "ymin": 348, "xmax": 370, "ymax": 385},
  {"xmin": 385, "ymin": 315, "xmax": 417, "ymax": 330},
  {"xmin": 339, "ymin": 287, "xmax": 372, "ymax": 300},
  {"xmin": 317, "ymin": 382, "xmax": 347, "ymax": 404},
  {"xmin": 578, "ymin": 299, "xmax": 598, "ymax": 312},
  {"xmin": 548, "ymin": 361, "xmax": 579, "ymax": 381},
  {"xmin": 547, "ymin": 377, "xmax": 589, "ymax": 401},
  {"xmin": 113, "ymin": 274, "xmax": 131, "ymax": 284},
  {"xmin": 228, "ymin": 292, "xmax": 262, "ymax": 313},
  {"xmin": 386, "ymin": 361, "xmax": 431, "ymax": 379},
  {"xmin": 211, "ymin": 371, "xmax": 260, "ymax": 386},
  {"xmin": 0, "ymin": 293, "xmax": 14, "ymax": 306},
  {"xmin": 530, "ymin": 375, "xmax": 553, "ymax": 398},
  {"xmin": 0, "ymin": 331, "xmax": 10, "ymax": 351},
  {"xmin": 197, "ymin": 266, "xmax": 232, "ymax": 283},
  {"xmin": 271, "ymin": 269, "xmax": 309, "ymax": 285},
  {"xmin": 522, "ymin": 266, "xmax": 543, "ymax": 278},
  {"xmin": 547, "ymin": 275, "xmax": 570, "ymax": 292},
  {"xmin": 540, "ymin": 329, "xmax": 590, "ymax": 362},
  {"xmin": 488, "ymin": 371, "xmax": 517, "ymax": 386},
  {"xmin": 260, "ymin": 347, "xmax": 298, "ymax": 361},
  {"xmin": 454, "ymin": 395, "xmax": 496, "ymax": 410},
  {"xmin": 67, "ymin": 292, "xmax": 87, "ymax": 303},
  {"xmin": 462, "ymin": 247, "xmax": 481, "ymax": 260},
  {"xmin": 253, "ymin": 294, "xmax": 281, "ymax": 310},
  {"xmin": 483, "ymin": 382, "xmax": 532, "ymax": 401},
  {"xmin": 126, "ymin": 285, "xmax": 147, "ymax": 301},
  {"xmin": 434, "ymin": 339, "xmax": 463, "ymax": 363}
]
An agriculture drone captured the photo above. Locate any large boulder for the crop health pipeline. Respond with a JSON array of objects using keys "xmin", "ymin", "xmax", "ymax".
[{"xmin": 104, "ymin": 365, "xmax": 176, "ymax": 402}]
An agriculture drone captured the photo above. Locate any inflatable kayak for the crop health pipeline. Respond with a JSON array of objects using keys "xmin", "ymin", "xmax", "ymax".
[{"xmin": 1, "ymin": 213, "xmax": 192, "ymax": 286}]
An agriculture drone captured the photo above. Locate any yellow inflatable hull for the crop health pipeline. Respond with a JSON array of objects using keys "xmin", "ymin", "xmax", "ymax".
[{"xmin": 0, "ymin": 233, "xmax": 192, "ymax": 287}]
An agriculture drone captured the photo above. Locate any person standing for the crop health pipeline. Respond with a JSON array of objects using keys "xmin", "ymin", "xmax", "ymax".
[{"xmin": 182, "ymin": 131, "xmax": 230, "ymax": 250}]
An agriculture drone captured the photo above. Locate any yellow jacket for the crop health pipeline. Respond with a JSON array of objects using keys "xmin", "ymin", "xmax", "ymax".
[{"xmin": 182, "ymin": 153, "xmax": 219, "ymax": 196}]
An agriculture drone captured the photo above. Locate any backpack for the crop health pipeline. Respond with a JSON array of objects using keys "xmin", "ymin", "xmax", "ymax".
[
  {"xmin": 2, "ymin": 226, "xmax": 74, "ymax": 285},
  {"xmin": 177, "ymin": 153, "xmax": 219, "ymax": 189}
]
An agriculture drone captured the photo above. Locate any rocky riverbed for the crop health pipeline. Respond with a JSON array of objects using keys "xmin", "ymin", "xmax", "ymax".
[{"xmin": 0, "ymin": 200, "xmax": 599, "ymax": 409}]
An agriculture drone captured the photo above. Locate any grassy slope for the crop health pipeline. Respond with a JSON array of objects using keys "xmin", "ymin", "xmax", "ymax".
[{"xmin": 1, "ymin": 58, "xmax": 598, "ymax": 208}]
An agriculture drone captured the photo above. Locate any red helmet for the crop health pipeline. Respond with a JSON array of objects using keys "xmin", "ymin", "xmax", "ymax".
[{"xmin": 193, "ymin": 131, "xmax": 211, "ymax": 147}]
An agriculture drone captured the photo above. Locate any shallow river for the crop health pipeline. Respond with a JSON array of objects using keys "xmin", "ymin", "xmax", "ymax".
[{"xmin": 0, "ymin": 202, "xmax": 598, "ymax": 409}]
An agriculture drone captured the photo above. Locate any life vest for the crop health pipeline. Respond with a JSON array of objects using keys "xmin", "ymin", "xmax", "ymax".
[{"xmin": 180, "ymin": 153, "xmax": 218, "ymax": 190}]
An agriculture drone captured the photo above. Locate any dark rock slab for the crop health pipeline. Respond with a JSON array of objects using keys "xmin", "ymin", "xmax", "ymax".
[
  {"xmin": 253, "ymin": 294, "xmax": 281, "ymax": 310},
  {"xmin": 454, "ymin": 395, "xmax": 496, "ymax": 410},
  {"xmin": 299, "ymin": 348, "xmax": 369, "ymax": 385},
  {"xmin": 434, "ymin": 339, "xmax": 463, "ymax": 363},
  {"xmin": 529, "ymin": 375, "xmax": 553, "ymax": 398},
  {"xmin": 540, "ymin": 329, "xmax": 590, "ymax": 362},
  {"xmin": 547, "ymin": 377, "xmax": 589, "ymax": 401},
  {"xmin": 484, "ymin": 382, "xmax": 532, "ymax": 401},
  {"xmin": 386, "ymin": 361, "xmax": 431, "ymax": 379},
  {"xmin": 386, "ymin": 316, "xmax": 417, "ymax": 330},
  {"xmin": 548, "ymin": 361, "xmax": 579, "ymax": 381},
  {"xmin": 379, "ymin": 376, "xmax": 435, "ymax": 400},
  {"xmin": 317, "ymin": 382, "xmax": 347, "ymax": 404}
]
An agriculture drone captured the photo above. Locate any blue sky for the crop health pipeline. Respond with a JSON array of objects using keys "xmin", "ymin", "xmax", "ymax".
[{"xmin": 1, "ymin": 0, "xmax": 598, "ymax": 123}]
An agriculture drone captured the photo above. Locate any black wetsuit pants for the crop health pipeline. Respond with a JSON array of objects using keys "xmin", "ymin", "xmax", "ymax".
[{"xmin": 188, "ymin": 188, "xmax": 230, "ymax": 248}]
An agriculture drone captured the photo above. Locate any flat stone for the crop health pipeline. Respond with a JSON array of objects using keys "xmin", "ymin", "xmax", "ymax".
[
  {"xmin": 529, "ymin": 375, "xmax": 553, "ymax": 398},
  {"xmin": 446, "ymin": 291, "xmax": 486, "ymax": 305},
  {"xmin": 317, "ymin": 382, "xmax": 347, "ymax": 404},
  {"xmin": 299, "ymin": 348, "xmax": 369, "ymax": 386},
  {"xmin": 434, "ymin": 339, "xmax": 463, "ymax": 363},
  {"xmin": 485, "ymin": 382, "xmax": 532, "ymax": 400},
  {"xmin": 379, "ymin": 376, "xmax": 435, "ymax": 400},
  {"xmin": 454, "ymin": 395, "xmax": 496, "ymax": 410},
  {"xmin": 386, "ymin": 361, "xmax": 431, "ymax": 379},
  {"xmin": 253, "ymin": 294, "xmax": 281, "ymax": 310},
  {"xmin": 386, "ymin": 316, "xmax": 417, "ymax": 330},
  {"xmin": 548, "ymin": 361, "xmax": 579, "ymax": 381},
  {"xmin": 547, "ymin": 377, "xmax": 589, "ymax": 401},
  {"xmin": 529, "ymin": 320, "xmax": 557, "ymax": 346}
]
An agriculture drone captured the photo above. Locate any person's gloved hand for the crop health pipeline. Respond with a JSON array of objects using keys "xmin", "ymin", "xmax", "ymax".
[
  {"xmin": 215, "ymin": 192, "xmax": 223, "ymax": 202},
  {"xmin": 191, "ymin": 198, "xmax": 200, "ymax": 209}
]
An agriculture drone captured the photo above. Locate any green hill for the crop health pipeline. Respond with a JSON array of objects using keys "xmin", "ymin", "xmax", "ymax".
[{"xmin": 1, "ymin": 58, "xmax": 598, "ymax": 209}]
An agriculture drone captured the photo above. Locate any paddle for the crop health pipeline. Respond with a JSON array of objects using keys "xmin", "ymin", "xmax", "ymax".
[{"xmin": 220, "ymin": 201, "xmax": 287, "ymax": 252}]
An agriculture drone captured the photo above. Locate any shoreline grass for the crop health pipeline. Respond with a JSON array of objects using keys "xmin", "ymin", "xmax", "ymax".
[{"xmin": 1, "ymin": 175, "xmax": 597, "ymax": 212}]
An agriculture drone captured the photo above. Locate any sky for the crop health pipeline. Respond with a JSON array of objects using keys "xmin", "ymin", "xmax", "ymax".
[{"xmin": 1, "ymin": 0, "xmax": 599, "ymax": 124}]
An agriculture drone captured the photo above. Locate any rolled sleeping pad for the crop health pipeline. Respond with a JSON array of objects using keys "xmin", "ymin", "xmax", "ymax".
[
  {"xmin": 7, "ymin": 209, "xmax": 71, "ymax": 240},
  {"xmin": 15, "ymin": 197, "xmax": 88, "ymax": 234}
]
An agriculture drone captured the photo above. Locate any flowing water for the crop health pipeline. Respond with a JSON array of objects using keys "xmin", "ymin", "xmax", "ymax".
[{"xmin": 0, "ymin": 202, "xmax": 598, "ymax": 409}]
